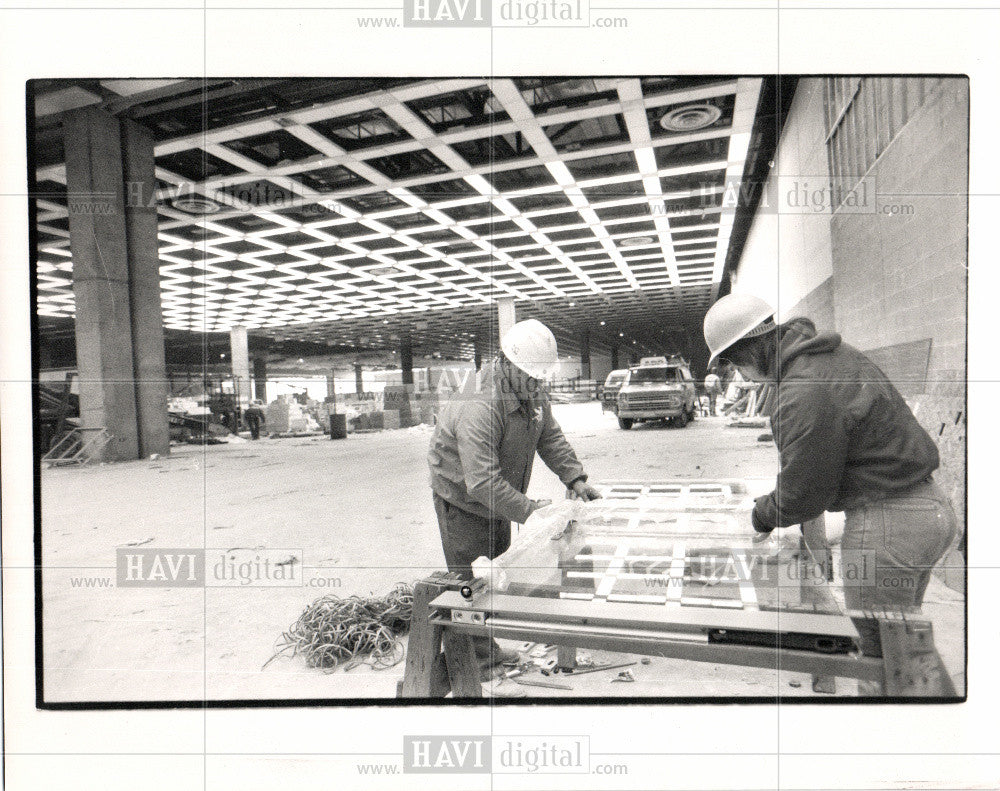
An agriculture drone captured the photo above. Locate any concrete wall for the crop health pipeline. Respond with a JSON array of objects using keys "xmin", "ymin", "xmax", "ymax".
[
  {"xmin": 733, "ymin": 79, "xmax": 836, "ymax": 324},
  {"xmin": 732, "ymin": 77, "xmax": 968, "ymax": 538}
]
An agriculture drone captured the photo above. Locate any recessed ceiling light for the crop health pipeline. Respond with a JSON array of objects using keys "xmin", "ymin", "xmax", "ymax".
[
  {"xmin": 172, "ymin": 196, "xmax": 221, "ymax": 215},
  {"xmin": 369, "ymin": 266, "xmax": 400, "ymax": 276},
  {"xmin": 620, "ymin": 236, "xmax": 655, "ymax": 247},
  {"xmin": 659, "ymin": 103, "xmax": 722, "ymax": 132}
]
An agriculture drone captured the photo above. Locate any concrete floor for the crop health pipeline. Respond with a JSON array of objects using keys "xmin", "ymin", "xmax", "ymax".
[{"xmin": 40, "ymin": 402, "xmax": 965, "ymax": 702}]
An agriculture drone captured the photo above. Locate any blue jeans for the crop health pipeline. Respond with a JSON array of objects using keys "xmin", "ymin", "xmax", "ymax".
[{"xmin": 841, "ymin": 479, "xmax": 958, "ymax": 610}]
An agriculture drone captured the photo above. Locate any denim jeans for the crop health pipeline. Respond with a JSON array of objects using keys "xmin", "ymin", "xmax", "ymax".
[
  {"xmin": 841, "ymin": 478, "xmax": 958, "ymax": 611},
  {"xmin": 433, "ymin": 493, "xmax": 511, "ymax": 662}
]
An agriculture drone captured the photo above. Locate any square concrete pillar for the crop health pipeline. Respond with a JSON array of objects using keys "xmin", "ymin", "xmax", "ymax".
[
  {"xmin": 253, "ymin": 357, "xmax": 268, "ymax": 402},
  {"xmin": 354, "ymin": 361, "xmax": 364, "ymax": 394},
  {"xmin": 580, "ymin": 330, "xmax": 591, "ymax": 380},
  {"xmin": 64, "ymin": 106, "xmax": 140, "ymax": 462},
  {"xmin": 229, "ymin": 326, "xmax": 250, "ymax": 406},
  {"xmin": 497, "ymin": 297, "xmax": 516, "ymax": 340},
  {"xmin": 400, "ymin": 333, "xmax": 414, "ymax": 386},
  {"xmin": 121, "ymin": 118, "xmax": 170, "ymax": 458}
]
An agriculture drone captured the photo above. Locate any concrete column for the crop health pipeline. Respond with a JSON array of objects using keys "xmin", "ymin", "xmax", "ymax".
[
  {"xmin": 497, "ymin": 297, "xmax": 516, "ymax": 339},
  {"xmin": 473, "ymin": 333, "xmax": 483, "ymax": 371},
  {"xmin": 611, "ymin": 346, "xmax": 620, "ymax": 370},
  {"xmin": 253, "ymin": 357, "xmax": 267, "ymax": 402},
  {"xmin": 326, "ymin": 372, "xmax": 336, "ymax": 399},
  {"xmin": 400, "ymin": 333, "xmax": 414, "ymax": 386},
  {"xmin": 121, "ymin": 118, "xmax": 170, "ymax": 458},
  {"xmin": 64, "ymin": 106, "xmax": 140, "ymax": 462},
  {"xmin": 354, "ymin": 361, "xmax": 364, "ymax": 394},
  {"xmin": 229, "ymin": 326, "xmax": 250, "ymax": 407},
  {"xmin": 580, "ymin": 330, "xmax": 592, "ymax": 380}
]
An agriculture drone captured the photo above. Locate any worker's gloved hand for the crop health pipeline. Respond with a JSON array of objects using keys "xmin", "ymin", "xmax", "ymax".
[
  {"xmin": 751, "ymin": 496, "xmax": 774, "ymax": 534},
  {"xmin": 570, "ymin": 479, "xmax": 603, "ymax": 502}
]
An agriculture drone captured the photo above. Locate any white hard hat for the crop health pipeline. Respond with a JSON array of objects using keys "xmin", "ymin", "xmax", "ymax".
[
  {"xmin": 703, "ymin": 293, "xmax": 776, "ymax": 366},
  {"xmin": 500, "ymin": 319, "xmax": 558, "ymax": 379}
]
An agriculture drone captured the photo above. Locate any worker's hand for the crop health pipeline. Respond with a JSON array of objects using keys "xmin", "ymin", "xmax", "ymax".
[
  {"xmin": 570, "ymin": 479, "xmax": 603, "ymax": 502},
  {"xmin": 529, "ymin": 498, "xmax": 553, "ymax": 514},
  {"xmin": 751, "ymin": 497, "xmax": 774, "ymax": 534}
]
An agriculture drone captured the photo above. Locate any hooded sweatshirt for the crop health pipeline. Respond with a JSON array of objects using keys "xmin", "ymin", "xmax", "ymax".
[{"xmin": 752, "ymin": 321, "xmax": 940, "ymax": 530}]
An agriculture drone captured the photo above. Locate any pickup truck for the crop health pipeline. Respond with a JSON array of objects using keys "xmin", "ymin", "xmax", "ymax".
[
  {"xmin": 600, "ymin": 369, "xmax": 628, "ymax": 414},
  {"xmin": 615, "ymin": 356, "xmax": 697, "ymax": 429}
]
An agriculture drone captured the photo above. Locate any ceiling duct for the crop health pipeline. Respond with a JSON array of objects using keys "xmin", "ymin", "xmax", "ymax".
[{"xmin": 658, "ymin": 103, "xmax": 723, "ymax": 132}]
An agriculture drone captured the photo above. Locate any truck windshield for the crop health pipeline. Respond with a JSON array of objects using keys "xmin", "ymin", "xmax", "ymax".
[
  {"xmin": 629, "ymin": 367, "xmax": 679, "ymax": 384},
  {"xmin": 606, "ymin": 373, "xmax": 625, "ymax": 386}
]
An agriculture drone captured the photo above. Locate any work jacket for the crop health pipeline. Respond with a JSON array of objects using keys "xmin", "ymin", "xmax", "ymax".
[
  {"xmin": 753, "ymin": 322, "xmax": 940, "ymax": 530},
  {"xmin": 428, "ymin": 365, "xmax": 587, "ymax": 524}
]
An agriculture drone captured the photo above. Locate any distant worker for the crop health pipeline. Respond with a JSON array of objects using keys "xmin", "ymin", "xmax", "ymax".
[
  {"xmin": 703, "ymin": 368, "xmax": 722, "ymax": 416},
  {"xmin": 428, "ymin": 319, "xmax": 602, "ymax": 674},
  {"xmin": 244, "ymin": 400, "xmax": 266, "ymax": 440},
  {"xmin": 703, "ymin": 294, "xmax": 957, "ymax": 610}
]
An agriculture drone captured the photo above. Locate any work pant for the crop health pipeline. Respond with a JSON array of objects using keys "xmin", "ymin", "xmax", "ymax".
[
  {"xmin": 840, "ymin": 478, "xmax": 958, "ymax": 611},
  {"xmin": 246, "ymin": 416, "xmax": 261, "ymax": 440},
  {"xmin": 433, "ymin": 492, "xmax": 511, "ymax": 662},
  {"xmin": 707, "ymin": 393, "xmax": 718, "ymax": 415}
]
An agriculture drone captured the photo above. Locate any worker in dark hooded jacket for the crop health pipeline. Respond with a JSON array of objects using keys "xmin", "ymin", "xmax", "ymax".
[{"xmin": 703, "ymin": 294, "xmax": 957, "ymax": 610}]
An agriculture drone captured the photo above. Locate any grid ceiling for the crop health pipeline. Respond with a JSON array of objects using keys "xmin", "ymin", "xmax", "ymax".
[{"xmin": 34, "ymin": 77, "xmax": 763, "ymax": 354}]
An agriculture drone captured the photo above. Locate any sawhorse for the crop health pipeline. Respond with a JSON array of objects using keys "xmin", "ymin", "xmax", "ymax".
[{"xmin": 398, "ymin": 573, "xmax": 958, "ymax": 699}]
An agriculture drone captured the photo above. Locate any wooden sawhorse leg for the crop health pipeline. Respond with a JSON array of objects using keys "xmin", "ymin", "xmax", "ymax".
[
  {"xmin": 398, "ymin": 573, "xmax": 482, "ymax": 698},
  {"xmin": 877, "ymin": 617, "xmax": 957, "ymax": 697}
]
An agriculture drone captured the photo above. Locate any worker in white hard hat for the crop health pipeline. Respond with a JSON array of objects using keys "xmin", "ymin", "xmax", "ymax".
[
  {"xmin": 703, "ymin": 293, "xmax": 957, "ymax": 611},
  {"xmin": 428, "ymin": 318, "xmax": 602, "ymax": 674}
]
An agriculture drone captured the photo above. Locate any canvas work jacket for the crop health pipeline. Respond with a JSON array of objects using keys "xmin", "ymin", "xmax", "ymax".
[{"xmin": 428, "ymin": 365, "xmax": 586, "ymax": 523}]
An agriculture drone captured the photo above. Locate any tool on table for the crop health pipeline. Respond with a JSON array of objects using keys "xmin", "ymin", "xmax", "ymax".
[
  {"xmin": 514, "ymin": 678, "xmax": 573, "ymax": 691},
  {"xmin": 611, "ymin": 670, "xmax": 635, "ymax": 683},
  {"xmin": 459, "ymin": 578, "xmax": 487, "ymax": 600},
  {"xmin": 563, "ymin": 661, "xmax": 636, "ymax": 676}
]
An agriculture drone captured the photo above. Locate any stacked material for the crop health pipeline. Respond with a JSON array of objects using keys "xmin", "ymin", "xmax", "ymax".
[
  {"xmin": 412, "ymin": 390, "xmax": 441, "ymax": 424},
  {"xmin": 266, "ymin": 396, "xmax": 319, "ymax": 433},
  {"xmin": 383, "ymin": 385, "xmax": 416, "ymax": 427}
]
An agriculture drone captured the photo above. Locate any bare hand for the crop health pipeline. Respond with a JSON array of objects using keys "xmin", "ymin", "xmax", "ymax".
[{"xmin": 571, "ymin": 480, "xmax": 603, "ymax": 501}]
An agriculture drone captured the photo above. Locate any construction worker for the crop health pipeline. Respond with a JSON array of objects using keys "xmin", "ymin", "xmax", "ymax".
[
  {"xmin": 244, "ymin": 400, "xmax": 266, "ymax": 440},
  {"xmin": 703, "ymin": 294, "xmax": 957, "ymax": 611},
  {"xmin": 703, "ymin": 367, "xmax": 722, "ymax": 416},
  {"xmin": 428, "ymin": 319, "xmax": 602, "ymax": 673}
]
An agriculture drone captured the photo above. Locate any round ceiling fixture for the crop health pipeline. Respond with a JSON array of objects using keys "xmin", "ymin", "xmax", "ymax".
[
  {"xmin": 658, "ymin": 103, "xmax": 722, "ymax": 132},
  {"xmin": 620, "ymin": 236, "xmax": 655, "ymax": 247},
  {"xmin": 172, "ymin": 196, "xmax": 221, "ymax": 214}
]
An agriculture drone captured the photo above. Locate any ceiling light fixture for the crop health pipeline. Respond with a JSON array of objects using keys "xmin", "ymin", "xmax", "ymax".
[
  {"xmin": 172, "ymin": 196, "xmax": 221, "ymax": 215},
  {"xmin": 619, "ymin": 236, "xmax": 655, "ymax": 247},
  {"xmin": 659, "ymin": 103, "xmax": 722, "ymax": 132}
]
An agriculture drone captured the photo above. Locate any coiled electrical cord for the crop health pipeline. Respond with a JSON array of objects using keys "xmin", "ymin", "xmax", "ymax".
[{"xmin": 264, "ymin": 582, "xmax": 415, "ymax": 672}]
